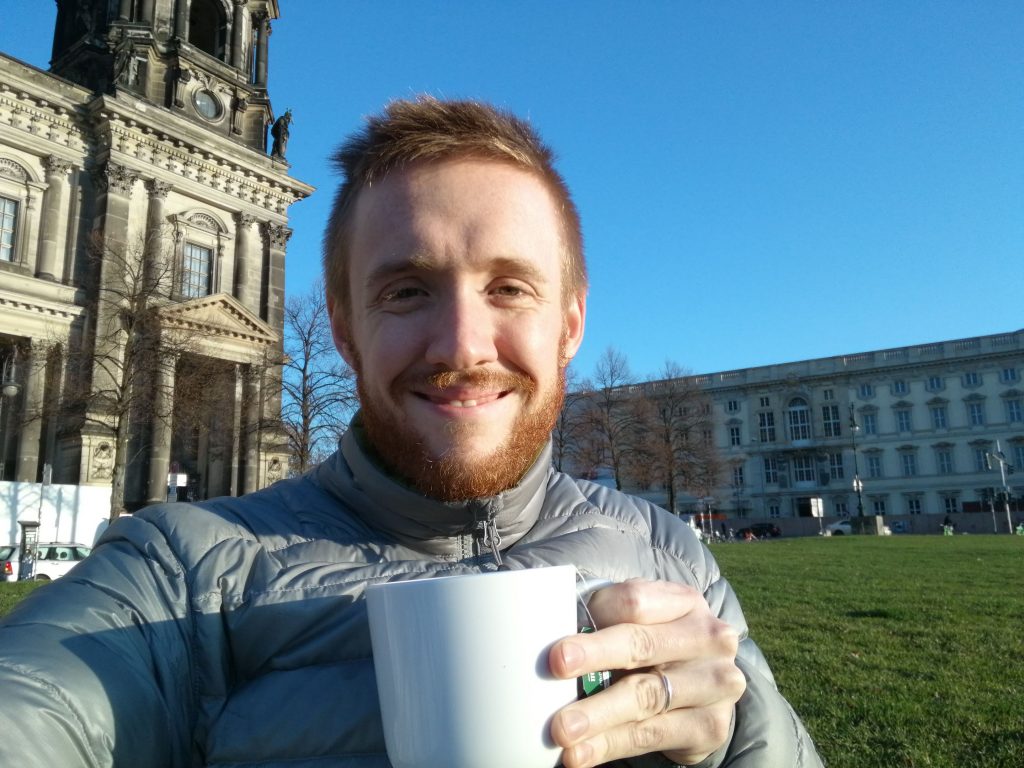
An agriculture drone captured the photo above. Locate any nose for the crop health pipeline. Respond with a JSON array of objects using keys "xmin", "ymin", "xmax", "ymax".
[{"xmin": 424, "ymin": 287, "xmax": 498, "ymax": 370}]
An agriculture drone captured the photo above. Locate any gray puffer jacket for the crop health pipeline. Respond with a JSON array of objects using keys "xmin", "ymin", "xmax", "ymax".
[{"xmin": 0, "ymin": 426, "xmax": 823, "ymax": 767}]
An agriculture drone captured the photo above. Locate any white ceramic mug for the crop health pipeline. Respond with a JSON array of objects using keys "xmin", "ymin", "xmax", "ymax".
[{"xmin": 365, "ymin": 565, "xmax": 579, "ymax": 768}]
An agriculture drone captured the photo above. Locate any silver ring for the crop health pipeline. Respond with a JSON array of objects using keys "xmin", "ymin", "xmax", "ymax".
[{"xmin": 658, "ymin": 672, "xmax": 673, "ymax": 714}]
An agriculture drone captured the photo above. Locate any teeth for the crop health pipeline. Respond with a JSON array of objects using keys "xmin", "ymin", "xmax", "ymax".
[{"xmin": 449, "ymin": 399, "xmax": 478, "ymax": 407}]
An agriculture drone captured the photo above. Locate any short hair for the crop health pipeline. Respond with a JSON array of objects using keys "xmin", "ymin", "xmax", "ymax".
[{"xmin": 323, "ymin": 96, "xmax": 586, "ymax": 314}]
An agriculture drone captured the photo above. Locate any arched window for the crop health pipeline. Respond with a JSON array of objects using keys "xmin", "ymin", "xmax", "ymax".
[
  {"xmin": 189, "ymin": 0, "xmax": 228, "ymax": 60},
  {"xmin": 787, "ymin": 397, "xmax": 811, "ymax": 441}
]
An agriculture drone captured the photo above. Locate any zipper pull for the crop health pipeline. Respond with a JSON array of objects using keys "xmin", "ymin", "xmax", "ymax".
[{"xmin": 482, "ymin": 518, "xmax": 504, "ymax": 568}]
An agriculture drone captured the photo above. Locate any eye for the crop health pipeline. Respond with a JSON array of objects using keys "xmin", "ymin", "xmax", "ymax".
[{"xmin": 379, "ymin": 285, "xmax": 427, "ymax": 303}]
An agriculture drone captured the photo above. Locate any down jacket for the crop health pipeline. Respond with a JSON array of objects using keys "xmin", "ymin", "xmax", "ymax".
[{"xmin": 0, "ymin": 424, "xmax": 823, "ymax": 767}]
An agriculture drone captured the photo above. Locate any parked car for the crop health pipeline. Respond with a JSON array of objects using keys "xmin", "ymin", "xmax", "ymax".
[
  {"xmin": 825, "ymin": 519, "xmax": 892, "ymax": 536},
  {"xmin": 1, "ymin": 545, "xmax": 19, "ymax": 582},
  {"xmin": 736, "ymin": 523, "xmax": 782, "ymax": 540},
  {"xmin": 25, "ymin": 543, "xmax": 92, "ymax": 581},
  {"xmin": 825, "ymin": 519, "xmax": 854, "ymax": 536}
]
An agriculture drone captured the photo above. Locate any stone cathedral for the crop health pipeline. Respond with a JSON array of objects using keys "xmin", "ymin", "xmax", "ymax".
[{"xmin": 0, "ymin": 0, "xmax": 312, "ymax": 509}]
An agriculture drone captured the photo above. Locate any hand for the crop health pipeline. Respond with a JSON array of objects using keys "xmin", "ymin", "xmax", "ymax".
[{"xmin": 548, "ymin": 579, "xmax": 745, "ymax": 768}]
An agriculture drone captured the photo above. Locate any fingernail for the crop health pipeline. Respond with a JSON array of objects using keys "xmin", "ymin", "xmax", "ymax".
[
  {"xmin": 568, "ymin": 741, "xmax": 593, "ymax": 767},
  {"xmin": 561, "ymin": 708, "xmax": 588, "ymax": 740},
  {"xmin": 560, "ymin": 640, "xmax": 584, "ymax": 673}
]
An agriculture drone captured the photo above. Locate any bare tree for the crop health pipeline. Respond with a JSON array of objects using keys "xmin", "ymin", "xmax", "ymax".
[
  {"xmin": 551, "ymin": 366, "xmax": 589, "ymax": 473},
  {"xmin": 59, "ymin": 232, "xmax": 206, "ymax": 520},
  {"xmin": 583, "ymin": 347, "xmax": 640, "ymax": 490},
  {"xmin": 640, "ymin": 360, "xmax": 724, "ymax": 513},
  {"xmin": 279, "ymin": 280, "xmax": 357, "ymax": 474}
]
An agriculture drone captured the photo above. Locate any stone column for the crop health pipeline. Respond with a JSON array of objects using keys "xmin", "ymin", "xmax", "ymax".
[
  {"xmin": 242, "ymin": 366, "xmax": 261, "ymax": 494},
  {"xmin": 37, "ymin": 156, "xmax": 72, "ymax": 281},
  {"xmin": 146, "ymin": 356, "xmax": 176, "ymax": 505},
  {"xmin": 119, "ymin": 0, "xmax": 133, "ymax": 21},
  {"xmin": 15, "ymin": 343, "xmax": 45, "ymax": 482},
  {"xmin": 90, "ymin": 162, "xmax": 140, "ymax": 404},
  {"xmin": 254, "ymin": 12, "xmax": 270, "ymax": 87},
  {"xmin": 230, "ymin": 363, "xmax": 244, "ymax": 495},
  {"xmin": 231, "ymin": 0, "xmax": 249, "ymax": 69},
  {"xmin": 144, "ymin": 179, "xmax": 172, "ymax": 296},
  {"xmin": 233, "ymin": 213, "xmax": 257, "ymax": 312},
  {"xmin": 175, "ymin": 0, "xmax": 189, "ymax": 40},
  {"xmin": 140, "ymin": 0, "xmax": 156, "ymax": 24},
  {"xmin": 260, "ymin": 222, "xmax": 290, "ymax": 329}
]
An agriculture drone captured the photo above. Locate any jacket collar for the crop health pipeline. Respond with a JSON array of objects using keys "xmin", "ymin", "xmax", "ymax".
[{"xmin": 314, "ymin": 416, "xmax": 552, "ymax": 558}]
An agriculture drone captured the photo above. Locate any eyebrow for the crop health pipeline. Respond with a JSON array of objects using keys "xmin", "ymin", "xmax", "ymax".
[{"xmin": 363, "ymin": 254, "xmax": 549, "ymax": 289}]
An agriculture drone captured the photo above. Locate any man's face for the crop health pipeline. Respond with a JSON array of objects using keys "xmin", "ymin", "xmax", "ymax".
[{"xmin": 328, "ymin": 159, "xmax": 586, "ymax": 500}]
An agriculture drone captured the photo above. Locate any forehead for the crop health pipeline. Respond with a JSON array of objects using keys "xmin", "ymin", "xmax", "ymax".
[{"xmin": 347, "ymin": 159, "xmax": 564, "ymax": 276}]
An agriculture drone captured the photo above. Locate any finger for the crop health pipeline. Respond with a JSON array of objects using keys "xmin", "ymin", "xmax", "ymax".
[
  {"xmin": 586, "ymin": 579, "xmax": 705, "ymax": 628},
  {"xmin": 551, "ymin": 661, "xmax": 744, "ymax": 749},
  {"xmin": 559, "ymin": 701, "xmax": 737, "ymax": 768},
  {"xmin": 551, "ymin": 611, "xmax": 739, "ymax": 678}
]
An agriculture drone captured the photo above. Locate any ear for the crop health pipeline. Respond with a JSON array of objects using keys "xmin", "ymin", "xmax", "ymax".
[
  {"xmin": 326, "ymin": 292, "xmax": 356, "ymax": 367},
  {"xmin": 560, "ymin": 293, "xmax": 587, "ymax": 365}
]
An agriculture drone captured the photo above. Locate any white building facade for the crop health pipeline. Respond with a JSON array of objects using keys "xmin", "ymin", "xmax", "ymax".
[{"xmin": 689, "ymin": 329, "xmax": 1024, "ymax": 533}]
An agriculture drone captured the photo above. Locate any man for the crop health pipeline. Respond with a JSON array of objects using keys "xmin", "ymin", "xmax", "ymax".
[{"xmin": 0, "ymin": 97, "xmax": 822, "ymax": 768}]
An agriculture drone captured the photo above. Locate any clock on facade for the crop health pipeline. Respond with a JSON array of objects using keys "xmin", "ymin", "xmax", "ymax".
[{"xmin": 193, "ymin": 89, "xmax": 222, "ymax": 120}]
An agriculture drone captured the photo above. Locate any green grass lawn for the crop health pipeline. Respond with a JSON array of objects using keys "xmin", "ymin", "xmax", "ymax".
[
  {"xmin": 712, "ymin": 535, "xmax": 1024, "ymax": 768},
  {"xmin": 2, "ymin": 536, "xmax": 1021, "ymax": 766}
]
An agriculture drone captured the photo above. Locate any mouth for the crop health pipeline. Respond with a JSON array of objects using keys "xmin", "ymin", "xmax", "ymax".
[{"xmin": 416, "ymin": 390, "xmax": 510, "ymax": 408}]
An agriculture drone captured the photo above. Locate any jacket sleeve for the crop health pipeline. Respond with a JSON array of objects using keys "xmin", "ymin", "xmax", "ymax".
[{"xmin": 0, "ymin": 515, "xmax": 196, "ymax": 768}]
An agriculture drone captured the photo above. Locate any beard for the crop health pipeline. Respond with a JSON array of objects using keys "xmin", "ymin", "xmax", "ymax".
[{"xmin": 352, "ymin": 351, "xmax": 567, "ymax": 502}]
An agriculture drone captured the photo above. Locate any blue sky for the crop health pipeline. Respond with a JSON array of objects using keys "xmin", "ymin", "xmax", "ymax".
[{"xmin": 5, "ymin": 2, "xmax": 1022, "ymax": 381}]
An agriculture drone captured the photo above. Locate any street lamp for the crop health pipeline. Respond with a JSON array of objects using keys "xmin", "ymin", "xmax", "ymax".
[
  {"xmin": 848, "ymin": 404, "xmax": 865, "ymax": 517},
  {"xmin": 0, "ymin": 349, "xmax": 21, "ymax": 481}
]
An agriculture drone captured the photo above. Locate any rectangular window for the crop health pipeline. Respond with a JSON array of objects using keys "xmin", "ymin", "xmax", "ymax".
[
  {"xmin": 859, "ymin": 383, "xmax": 874, "ymax": 398},
  {"xmin": 763, "ymin": 457, "xmax": 779, "ymax": 484},
  {"xmin": 726, "ymin": 400, "xmax": 740, "ymax": 413},
  {"xmin": 1006, "ymin": 399, "xmax": 1022, "ymax": 424},
  {"xmin": 906, "ymin": 498, "xmax": 922, "ymax": 515},
  {"xmin": 944, "ymin": 496, "xmax": 959, "ymax": 515},
  {"xmin": 930, "ymin": 405, "xmax": 948, "ymax": 429},
  {"xmin": 872, "ymin": 499, "xmax": 887, "ymax": 515},
  {"xmin": 1015, "ymin": 445, "xmax": 1024, "ymax": 472},
  {"xmin": 1000, "ymin": 367, "xmax": 1019, "ymax": 384},
  {"xmin": 936, "ymin": 449, "xmax": 953, "ymax": 474},
  {"xmin": 974, "ymin": 448, "xmax": 989, "ymax": 472},
  {"xmin": 968, "ymin": 402, "xmax": 985, "ymax": 426},
  {"xmin": 823, "ymin": 388, "xmax": 834, "ymax": 401},
  {"xmin": 892, "ymin": 380, "xmax": 908, "ymax": 395},
  {"xmin": 181, "ymin": 242, "xmax": 212, "ymax": 298},
  {"xmin": 834, "ymin": 501, "xmax": 848, "ymax": 516},
  {"xmin": 926, "ymin": 376, "xmax": 944, "ymax": 392},
  {"xmin": 901, "ymin": 453, "xmax": 917, "ymax": 477},
  {"xmin": 729, "ymin": 426, "xmax": 742, "ymax": 446},
  {"xmin": 822, "ymin": 405, "xmax": 842, "ymax": 437},
  {"xmin": 862, "ymin": 412, "xmax": 877, "ymax": 435},
  {"xmin": 768, "ymin": 503, "xmax": 781, "ymax": 519},
  {"xmin": 963, "ymin": 371, "xmax": 981, "ymax": 387},
  {"xmin": 867, "ymin": 454, "xmax": 882, "ymax": 479},
  {"xmin": 759, "ymin": 396, "xmax": 770, "ymax": 408},
  {"xmin": 702, "ymin": 429, "xmax": 712, "ymax": 445},
  {"xmin": 788, "ymin": 406, "xmax": 811, "ymax": 441},
  {"xmin": 758, "ymin": 412, "xmax": 776, "ymax": 443},
  {"xmin": 896, "ymin": 409, "xmax": 912, "ymax": 432},
  {"xmin": 793, "ymin": 456, "xmax": 815, "ymax": 482},
  {"xmin": 829, "ymin": 452, "xmax": 844, "ymax": 480},
  {"xmin": 732, "ymin": 466, "xmax": 744, "ymax": 486},
  {"xmin": 0, "ymin": 196, "xmax": 18, "ymax": 262}
]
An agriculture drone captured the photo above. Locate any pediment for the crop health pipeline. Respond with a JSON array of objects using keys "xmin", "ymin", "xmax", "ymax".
[{"xmin": 159, "ymin": 293, "xmax": 279, "ymax": 346}]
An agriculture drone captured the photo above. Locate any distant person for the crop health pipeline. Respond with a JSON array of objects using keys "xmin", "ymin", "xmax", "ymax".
[{"xmin": 0, "ymin": 97, "xmax": 822, "ymax": 767}]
